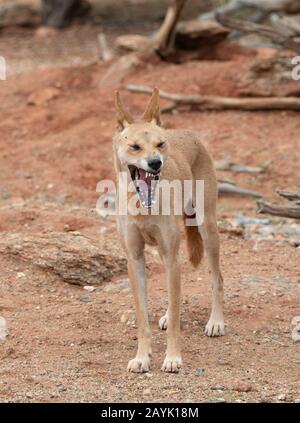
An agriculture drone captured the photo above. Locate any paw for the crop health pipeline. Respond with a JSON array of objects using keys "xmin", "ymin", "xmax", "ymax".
[
  {"xmin": 161, "ymin": 356, "xmax": 182, "ymax": 373},
  {"xmin": 127, "ymin": 356, "xmax": 151, "ymax": 373},
  {"xmin": 205, "ymin": 318, "xmax": 225, "ymax": 337},
  {"xmin": 158, "ymin": 314, "xmax": 168, "ymax": 330}
]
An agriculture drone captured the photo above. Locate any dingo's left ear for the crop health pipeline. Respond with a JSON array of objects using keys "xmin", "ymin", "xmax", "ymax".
[
  {"xmin": 142, "ymin": 87, "xmax": 161, "ymax": 126},
  {"xmin": 115, "ymin": 90, "xmax": 134, "ymax": 131}
]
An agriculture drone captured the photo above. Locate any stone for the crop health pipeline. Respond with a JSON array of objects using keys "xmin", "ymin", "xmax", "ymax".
[
  {"xmin": 0, "ymin": 232, "xmax": 127, "ymax": 286},
  {"xmin": 27, "ymin": 87, "xmax": 61, "ymax": 106},
  {"xmin": 232, "ymin": 382, "xmax": 253, "ymax": 393},
  {"xmin": 0, "ymin": 317, "xmax": 8, "ymax": 341}
]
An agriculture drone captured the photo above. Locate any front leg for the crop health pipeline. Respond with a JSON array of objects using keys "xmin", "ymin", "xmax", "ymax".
[
  {"xmin": 159, "ymin": 231, "xmax": 182, "ymax": 373},
  {"xmin": 125, "ymin": 229, "xmax": 152, "ymax": 373}
]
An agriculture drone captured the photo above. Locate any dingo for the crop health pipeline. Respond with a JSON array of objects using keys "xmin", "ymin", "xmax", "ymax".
[{"xmin": 113, "ymin": 88, "xmax": 225, "ymax": 373}]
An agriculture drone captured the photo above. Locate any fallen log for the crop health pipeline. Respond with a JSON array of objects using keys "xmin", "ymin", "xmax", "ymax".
[
  {"xmin": 125, "ymin": 84, "xmax": 300, "ymax": 112},
  {"xmin": 257, "ymin": 199, "xmax": 300, "ymax": 219}
]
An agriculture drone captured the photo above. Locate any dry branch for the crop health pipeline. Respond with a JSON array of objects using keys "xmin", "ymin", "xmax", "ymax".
[
  {"xmin": 218, "ymin": 181, "xmax": 262, "ymax": 198},
  {"xmin": 98, "ymin": 32, "xmax": 114, "ymax": 61},
  {"xmin": 125, "ymin": 84, "xmax": 300, "ymax": 112},
  {"xmin": 277, "ymin": 190, "xmax": 300, "ymax": 202},
  {"xmin": 153, "ymin": 0, "xmax": 187, "ymax": 54},
  {"xmin": 215, "ymin": 159, "xmax": 265, "ymax": 173},
  {"xmin": 216, "ymin": 11, "xmax": 300, "ymax": 53},
  {"xmin": 257, "ymin": 199, "xmax": 300, "ymax": 219}
]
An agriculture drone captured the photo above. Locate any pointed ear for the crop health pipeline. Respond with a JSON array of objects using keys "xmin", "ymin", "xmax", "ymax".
[
  {"xmin": 142, "ymin": 87, "xmax": 161, "ymax": 126},
  {"xmin": 114, "ymin": 90, "xmax": 134, "ymax": 131}
]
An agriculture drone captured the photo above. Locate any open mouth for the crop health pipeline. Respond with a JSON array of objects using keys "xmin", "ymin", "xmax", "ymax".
[{"xmin": 128, "ymin": 165, "xmax": 161, "ymax": 208}]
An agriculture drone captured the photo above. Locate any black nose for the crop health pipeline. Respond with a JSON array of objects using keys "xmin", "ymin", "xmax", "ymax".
[{"xmin": 148, "ymin": 158, "xmax": 162, "ymax": 172}]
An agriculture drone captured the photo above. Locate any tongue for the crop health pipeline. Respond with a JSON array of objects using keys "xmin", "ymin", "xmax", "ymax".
[
  {"xmin": 138, "ymin": 169, "xmax": 152, "ymax": 189},
  {"xmin": 134, "ymin": 168, "xmax": 162, "ymax": 208}
]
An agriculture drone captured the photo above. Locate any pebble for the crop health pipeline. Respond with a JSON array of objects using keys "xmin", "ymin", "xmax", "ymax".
[
  {"xmin": 195, "ymin": 368, "xmax": 205, "ymax": 376},
  {"xmin": 79, "ymin": 295, "xmax": 92, "ymax": 303},
  {"xmin": 143, "ymin": 388, "xmax": 151, "ymax": 396},
  {"xmin": 0, "ymin": 316, "xmax": 8, "ymax": 341},
  {"xmin": 232, "ymin": 382, "xmax": 253, "ymax": 393},
  {"xmin": 213, "ymin": 398, "xmax": 226, "ymax": 403},
  {"xmin": 277, "ymin": 393, "xmax": 287, "ymax": 401},
  {"xmin": 83, "ymin": 285, "xmax": 96, "ymax": 292},
  {"xmin": 104, "ymin": 279, "xmax": 129, "ymax": 293}
]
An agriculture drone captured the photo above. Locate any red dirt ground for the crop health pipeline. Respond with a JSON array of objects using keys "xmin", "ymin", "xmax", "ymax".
[{"xmin": 0, "ymin": 26, "xmax": 299, "ymax": 403}]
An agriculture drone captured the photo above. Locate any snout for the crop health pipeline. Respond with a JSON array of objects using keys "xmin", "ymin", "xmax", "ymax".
[{"xmin": 148, "ymin": 158, "xmax": 162, "ymax": 172}]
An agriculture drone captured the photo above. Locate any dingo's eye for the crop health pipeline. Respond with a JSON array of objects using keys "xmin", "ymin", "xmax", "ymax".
[
  {"xmin": 157, "ymin": 141, "xmax": 165, "ymax": 148},
  {"xmin": 130, "ymin": 144, "xmax": 141, "ymax": 151}
]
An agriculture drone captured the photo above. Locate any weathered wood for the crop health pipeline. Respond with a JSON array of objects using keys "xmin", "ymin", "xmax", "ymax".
[
  {"xmin": 257, "ymin": 199, "xmax": 300, "ymax": 219},
  {"xmin": 41, "ymin": 0, "xmax": 90, "ymax": 28},
  {"xmin": 98, "ymin": 32, "xmax": 114, "ymax": 61},
  {"xmin": 277, "ymin": 190, "xmax": 300, "ymax": 202},
  {"xmin": 125, "ymin": 84, "xmax": 300, "ymax": 112},
  {"xmin": 175, "ymin": 20, "xmax": 229, "ymax": 50},
  {"xmin": 219, "ymin": 182, "xmax": 262, "ymax": 198},
  {"xmin": 216, "ymin": 11, "xmax": 300, "ymax": 53},
  {"xmin": 215, "ymin": 159, "xmax": 265, "ymax": 174},
  {"xmin": 153, "ymin": 0, "xmax": 187, "ymax": 54}
]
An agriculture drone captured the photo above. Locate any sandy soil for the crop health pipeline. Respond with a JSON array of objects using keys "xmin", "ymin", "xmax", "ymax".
[{"xmin": 0, "ymin": 24, "xmax": 299, "ymax": 403}]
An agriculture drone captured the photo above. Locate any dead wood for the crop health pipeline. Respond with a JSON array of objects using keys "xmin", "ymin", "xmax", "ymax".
[
  {"xmin": 257, "ymin": 199, "xmax": 300, "ymax": 219},
  {"xmin": 125, "ymin": 84, "xmax": 300, "ymax": 112},
  {"xmin": 0, "ymin": 232, "xmax": 127, "ymax": 286},
  {"xmin": 215, "ymin": 159, "xmax": 265, "ymax": 173},
  {"xmin": 98, "ymin": 32, "xmax": 114, "ymax": 61},
  {"xmin": 216, "ymin": 11, "xmax": 300, "ymax": 53},
  {"xmin": 100, "ymin": 1, "xmax": 186, "ymax": 85},
  {"xmin": 241, "ymin": 0, "xmax": 300, "ymax": 14},
  {"xmin": 218, "ymin": 181, "xmax": 262, "ymax": 198},
  {"xmin": 277, "ymin": 190, "xmax": 300, "ymax": 202},
  {"xmin": 153, "ymin": 0, "xmax": 187, "ymax": 55}
]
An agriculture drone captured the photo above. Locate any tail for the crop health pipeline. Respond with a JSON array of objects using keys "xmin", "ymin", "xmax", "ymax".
[{"xmin": 185, "ymin": 223, "xmax": 203, "ymax": 268}]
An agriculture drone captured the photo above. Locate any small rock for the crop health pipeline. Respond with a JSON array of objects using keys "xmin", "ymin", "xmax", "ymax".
[
  {"xmin": 83, "ymin": 285, "xmax": 96, "ymax": 292},
  {"xmin": 277, "ymin": 393, "xmax": 287, "ymax": 401},
  {"xmin": 212, "ymin": 398, "xmax": 226, "ymax": 403},
  {"xmin": 0, "ymin": 317, "xmax": 8, "ymax": 341},
  {"xmin": 104, "ymin": 279, "xmax": 130, "ymax": 293},
  {"xmin": 120, "ymin": 309, "xmax": 135, "ymax": 325},
  {"xmin": 232, "ymin": 382, "xmax": 253, "ymax": 393},
  {"xmin": 79, "ymin": 295, "xmax": 92, "ymax": 303},
  {"xmin": 143, "ymin": 388, "xmax": 151, "ymax": 396},
  {"xmin": 16, "ymin": 272, "xmax": 26, "ymax": 279},
  {"xmin": 211, "ymin": 386, "xmax": 225, "ymax": 391},
  {"xmin": 27, "ymin": 87, "xmax": 60, "ymax": 106},
  {"xmin": 195, "ymin": 368, "xmax": 205, "ymax": 376},
  {"xmin": 292, "ymin": 326, "xmax": 300, "ymax": 342},
  {"xmin": 35, "ymin": 26, "xmax": 59, "ymax": 38}
]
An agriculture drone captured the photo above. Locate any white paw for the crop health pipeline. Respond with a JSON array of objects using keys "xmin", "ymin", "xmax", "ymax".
[
  {"xmin": 205, "ymin": 318, "xmax": 225, "ymax": 337},
  {"xmin": 161, "ymin": 356, "xmax": 182, "ymax": 373},
  {"xmin": 127, "ymin": 356, "xmax": 151, "ymax": 373},
  {"xmin": 158, "ymin": 314, "xmax": 168, "ymax": 330}
]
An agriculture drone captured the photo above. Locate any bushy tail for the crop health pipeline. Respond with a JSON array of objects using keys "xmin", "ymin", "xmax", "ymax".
[{"xmin": 185, "ymin": 223, "xmax": 203, "ymax": 268}]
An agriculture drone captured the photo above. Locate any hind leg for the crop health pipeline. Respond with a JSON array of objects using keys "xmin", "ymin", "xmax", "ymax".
[{"xmin": 199, "ymin": 218, "xmax": 225, "ymax": 337}]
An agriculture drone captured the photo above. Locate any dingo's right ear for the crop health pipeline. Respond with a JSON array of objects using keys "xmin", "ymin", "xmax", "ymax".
[{"xmin": 115, "ymin": 91, "xmax": 134, "ymax": 131}]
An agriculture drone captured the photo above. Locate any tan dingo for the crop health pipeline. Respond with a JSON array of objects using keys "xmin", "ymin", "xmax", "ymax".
[{"xmin": 113, "ymin": 88, "xmax": 224, "ymax": 373}]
